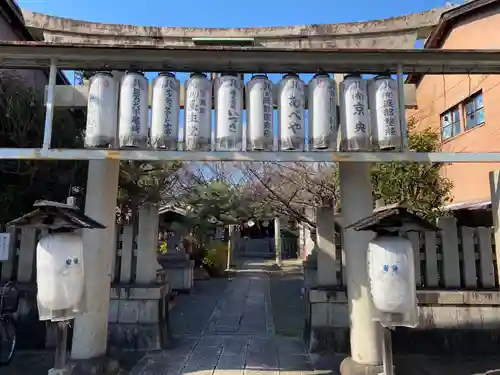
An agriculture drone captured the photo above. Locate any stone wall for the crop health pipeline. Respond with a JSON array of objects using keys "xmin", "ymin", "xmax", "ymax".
[{"xmin": 306, "ymin": 288, "xmax": 500, "ymax": 355}]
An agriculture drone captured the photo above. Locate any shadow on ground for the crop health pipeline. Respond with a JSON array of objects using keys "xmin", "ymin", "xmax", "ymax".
[{"xmin": 269, "ymin": 262, "xmax": 305, "ymax": 337}]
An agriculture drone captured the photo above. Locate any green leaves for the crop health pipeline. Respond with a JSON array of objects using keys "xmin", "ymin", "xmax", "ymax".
[
  {"xmin": 0, "ymin": 73, "xmax": 87, "ymax": 224},
  {"xmin": 182, "ymin": 179, "xmax": 272, "ymax": 225},
  {"xmin": 117, "ymin": 160, "xmax": 184, "ymax": 218},
  {"xmin": 371, "ymin": 119, "xmax": 453, "ymax": 220}
]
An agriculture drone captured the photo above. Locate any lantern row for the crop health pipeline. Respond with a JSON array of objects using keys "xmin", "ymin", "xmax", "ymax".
[{"xmin": 85, "ymin": 71, "xmax": 402, "ymax": 152}]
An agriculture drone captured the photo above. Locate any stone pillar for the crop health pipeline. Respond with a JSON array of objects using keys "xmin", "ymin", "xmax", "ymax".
[
  {"xmin": 303, "ymin": 207, "xmax": 316, "ymax": 258},
  {"xmin": 316, "ymin": 206, "xmax": 338, "ymax": 286},
  {"xmin": 71, "ymin": 160, "xmax": 120, "ymax": 364},
  {"xmin": 339, "ymin": 162, "xmax": 383, "ymax": 375},
  {"xmin": 302, "ymin": 207, "xmax": 318, "ymax": 290},
  {"xmin": 136, "ymin": 204, "xmax": 160, "ymax": 284},
  {"xmin": 71, "ymin": 70, "xmax": 124, "ymax": 372},
  {"xmin": 274, "ymin": 217, "xmax": 282, "ymax": 266}
]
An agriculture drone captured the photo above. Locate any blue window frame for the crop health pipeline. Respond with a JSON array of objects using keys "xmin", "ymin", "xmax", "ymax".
[
  {"xmin": 441, "ymin": 107, "xmax": 461, "ymax": 140},
  {"xmin": 465, "ymin": 92, "xmax": 485, "ymax": 130}
]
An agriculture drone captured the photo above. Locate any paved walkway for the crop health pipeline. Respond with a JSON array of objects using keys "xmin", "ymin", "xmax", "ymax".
[
  {"xmin": 129, "ymin": 260, "xmax": 317, "ymax": 375},
  {"xmin": 8, "ymin": 258, "xmax": 500, "ymax": 375}
]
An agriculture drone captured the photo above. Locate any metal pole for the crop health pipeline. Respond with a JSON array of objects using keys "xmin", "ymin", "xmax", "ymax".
[
  {"xmin": 54, "ymin": 320, "xmax": 69, "ymax": 369},
  {"xmin": 43, "ymin": 58, "xmax": 57, "ymax": 150},
  {"xmin": 396, "ymin": 65, "xmax": 408, "ymax": 151},
  {"xmin": 381, "ymin": 327, "xmax": 394, "ymax": 375}
]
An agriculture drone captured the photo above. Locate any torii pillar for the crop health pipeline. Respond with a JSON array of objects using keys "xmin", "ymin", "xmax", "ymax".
[
  {"xmin": 339, "ymin": 162, "xmax": 383, "ymax": 375},
  {"xmin": 71, "ymin": 71, "xmax": 122, "ymax": 374}
]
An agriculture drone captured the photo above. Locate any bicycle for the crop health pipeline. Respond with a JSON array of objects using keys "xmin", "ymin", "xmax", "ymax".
[{"xmin": 0, "ymin": 282, "xmax": 18, "ymax": 366}]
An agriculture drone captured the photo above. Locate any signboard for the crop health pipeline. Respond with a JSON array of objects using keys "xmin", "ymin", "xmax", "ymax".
[
  {"xmin": 0, "ymin": 232, "xmax": 12, "ymax": 261},
  {"xmin": 212, "ymin": 227, "xmax": 225, "ymax": 240}
]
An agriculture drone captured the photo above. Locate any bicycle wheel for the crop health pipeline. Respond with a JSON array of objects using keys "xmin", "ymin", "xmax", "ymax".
[{"xmin": 0, "ymin": 315, "xmax": 16, "ymax": 365}]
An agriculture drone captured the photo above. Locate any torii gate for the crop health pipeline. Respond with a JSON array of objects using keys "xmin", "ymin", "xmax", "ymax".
[{"xmin": 1, "ymin": 40, "xmax": 500, "ymax": 375}]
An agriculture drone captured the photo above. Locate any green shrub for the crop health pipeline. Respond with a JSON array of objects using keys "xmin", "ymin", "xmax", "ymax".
[
  {"xmin": 202, "ymin": 242, "xmax": 228, "ymax": 275},
  {"xmin": 158, "ymin": 241, "xmax": 168, "ymax": 254}
]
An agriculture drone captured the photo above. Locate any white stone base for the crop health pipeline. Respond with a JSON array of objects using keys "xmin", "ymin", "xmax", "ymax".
[{"xmin": 108, "ymin": 284, "xmax": 171, "ymax": 350}]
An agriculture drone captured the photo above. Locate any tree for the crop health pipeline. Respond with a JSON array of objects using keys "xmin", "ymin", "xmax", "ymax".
[
  {"xmin": 240, "ymin": 118, "xmax": 453, "ymax": 225},
  {"xmin": 180, "ymin": 162, "xmax": 274, "ymax": 225},
  {"xmin": 241, "ymin": 162, "xmax": 339, "ymax": 226},
  {"xmin": 371, "ymin": 118, "xmax": 453, "ymax": 219},
  {"xmin": 0, "ymin": 72, "xmax": 88, "ymax": 224},
  {"xmin": 117, "ymin": 161, "xmax": 185, "ymax": 220}
]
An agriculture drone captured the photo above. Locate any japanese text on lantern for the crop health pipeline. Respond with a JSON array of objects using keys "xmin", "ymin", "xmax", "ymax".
[
  {"xmin": 263, "ymin": 80, "xmax": 272, "ymax": 137},
  {"xmin": 131, "ymin": 78, "xmax": 142, "ymax": 134},
  {"xmin": 162, "ymin": 79, "xmax": 177, "ymax": 136},
  {"xmin": 287, "ymin": 79, "xmax": 303, "ymax": 134},
  {"xmin": 187, "ymin": 85, "xmax": 207, "ymax": 136},
  {"xmin": 327, "ymin": 84, "xmax": 336, "ymax": 131},
  {"xmin": 87, "ymin": 95, "xmax": 98, "ymax": 134},
  {"xmin": 381, "ymin": 82, "xmax": 397, "ymax": 137},
  {"xmin": 350, "ymin": 81, "xmax": 366, "ymax": 134},
  {"xmin": 227, "ymin": 78, "xmax": 240, "ymax": 133}
]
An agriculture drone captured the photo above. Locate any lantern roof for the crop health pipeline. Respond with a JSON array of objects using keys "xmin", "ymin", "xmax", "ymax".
[
  {"xmin": 344, "ymin": 203, "xmax": 438, "ymax": 233},
  {"xmin": 7, "ymin": 200, "xmax": 105, "ymax": 230}
]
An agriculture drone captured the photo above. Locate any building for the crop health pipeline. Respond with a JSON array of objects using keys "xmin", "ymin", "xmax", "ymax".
[
  {"xmin": 0, "ymin": 0, "xmax": 68, "ymax": 87},
  {"xmin": 408, "ymin": 0, "xmax": 500, "ymax": 206}
]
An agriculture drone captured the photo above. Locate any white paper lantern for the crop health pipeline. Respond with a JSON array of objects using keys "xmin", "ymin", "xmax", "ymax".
[
  {"xmin": 369, "ymin": 74, "xmax": 402, "ymax": 151},
  {"xmin": 151, "ymin": 72, "xmax": 180, "ymax": 150},
  {"xmin": 308, "ymin": 73, "xmax": 338, "ymax": 150},
  {"xmin": 339, "ymin": 74, "xmax": 370, "ymax": 151},
  {"xmin": 85, "ymin": 72, "xmax": 119, "ymax": 148},
  {"xmin": 36, "ymin": 233, "xmax": 84, "ymax": 321},
  {"xmin": 367, "ymin": 234, "xmax": 418, "ymax": 327},
  {"xmin": 184, "ymin": 73, "xmax": 212, "ymax": 151},
  {"xmin": 215, "ymin": 73, "xmax": 243, "ymax": 151},
  {"xmin": 246, "ymin": 75, "xmax": 274, "ymax": 151},
  {"xmin": 118, "ymin": 71, "xmax": 149, "ymax": 148},
  {"xmin": 278, "ymin": 74, "xmax": 306, "ymax": 151}
]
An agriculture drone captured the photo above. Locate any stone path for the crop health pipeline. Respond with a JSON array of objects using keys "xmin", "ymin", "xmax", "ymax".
[
  {"xmin": 129, "ymin": 261, "xmax": 318, "ymax": 375},
  {"xmin": 9, "ymin": 258, "xmax": 500, "ymax": 375}
]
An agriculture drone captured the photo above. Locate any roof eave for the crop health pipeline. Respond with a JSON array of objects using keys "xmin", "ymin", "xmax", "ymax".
[{"xmin": 407, "ymin": 0, "xmax": 500, "ymax": 85}]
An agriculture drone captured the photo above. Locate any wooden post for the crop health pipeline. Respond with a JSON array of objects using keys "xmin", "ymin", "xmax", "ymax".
[
  {"xmin": 490, "ymin": 170, "xmax": 500, "ymax": 286},
  {"xmin": 274, "ymin": 218, "xmax": 282, "ymax": 266},
  {"xmin": 437, "ymin": 217, "xmax": 461, "ymax": 288},
  {"xmin": 16, "ymin": 228, "xmax": 37, "ymax": 283},
  {"xmin": 316, "ymin": 206, "xmax": 338, "ymax": 286},
  {"xmin": 381, "ymin": 327, "xmax": 394, "ymax": 375},
  {"xmin": 119, "ymin": 225, "xmax": 134, "ymax": 283},
  {"xmin": 227, "ymin": 224, "xmax": 235, "ymax": 269},
  {"xmin": 136, "ymin": 204, "xmax": 160, "ymax": 284},
  {"xmin": 374, "ymin": 199, "xmax": 394, "ymax": 375},
  {"xmin": 54, "ymin": 321, "xmax": 69, "ymax": 369}
]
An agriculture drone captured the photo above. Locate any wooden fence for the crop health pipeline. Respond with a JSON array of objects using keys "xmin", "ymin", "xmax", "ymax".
[
  {"xmin": 405, "ymin": 222, "xmax": 498, "ymax": 290},
  {"xmin": 1, "ymin": 218, "xmax": 498, "ymax": 290}
]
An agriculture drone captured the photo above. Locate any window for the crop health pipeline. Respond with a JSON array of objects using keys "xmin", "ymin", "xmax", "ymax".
[
  {"xmin": 465, "ymin": 92, "xmax": 484, "ymax": 130},
  {"xmin": 441, "ymin": 107, "xmax": 461, "ymax": 140}
]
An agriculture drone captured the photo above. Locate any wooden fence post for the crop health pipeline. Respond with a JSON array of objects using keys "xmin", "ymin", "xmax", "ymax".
[
  {"xmin": 489, "ymin": 170, "xmax": 500, "ymax": 286},
  {"xmin": 119, "ymin": 224, "xmax": 134, "ymax": 283},
  {"xmin": 437, "ymin": 217, "xmax": 461, "ymax": 288}
]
